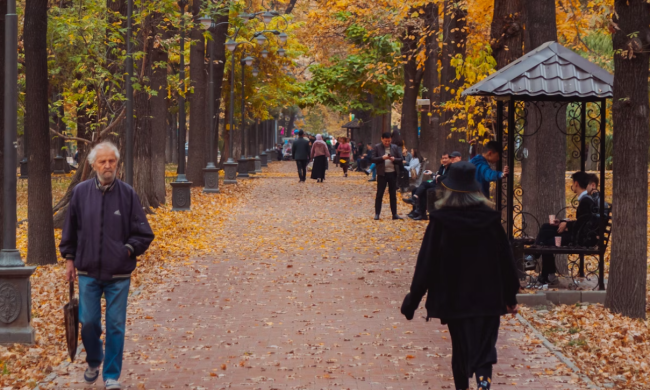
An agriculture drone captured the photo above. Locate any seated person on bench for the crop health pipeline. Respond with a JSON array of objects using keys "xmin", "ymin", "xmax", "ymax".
[
  {"xmin": 406, "ymin": 151, "xmax": 461, "ymax": 221},
  {"xmin": 533, "ymin": 171, "xmax": 598, "ymax": 284}
]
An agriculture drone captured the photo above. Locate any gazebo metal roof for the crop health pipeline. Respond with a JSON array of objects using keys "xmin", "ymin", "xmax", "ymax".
[
  {"xmin": 341, "ymin": 119, "xmax": 360, "ymax": 129},
  {"xmin": 462, "ymin": 41, "xmax": 613, "ymax": 99}
]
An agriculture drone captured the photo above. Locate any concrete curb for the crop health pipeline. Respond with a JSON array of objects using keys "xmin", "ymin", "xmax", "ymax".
[
  {"xmin": 518, "ymin": 291, "xmax": 606, "ymax": 306},
  {"xmin": 516, "ymin": 313, "xmax": 600, "ymax": 389},
  {"xmin": 34, "ymin": 283, "xmax": 147, "ymax": 390}
]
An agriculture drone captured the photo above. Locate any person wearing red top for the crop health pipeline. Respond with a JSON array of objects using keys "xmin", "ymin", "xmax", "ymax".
[{"xmin": 338, "ymin": 137, "xmax": 352, "ymax": 177}]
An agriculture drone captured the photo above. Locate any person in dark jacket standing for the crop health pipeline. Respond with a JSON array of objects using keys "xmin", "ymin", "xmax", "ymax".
[
  {"xmin": 371, "ymin": 132, "xmax": 403, "ymax": 220},
  {"xmin": 61, "ymin": 142, "xmax": 154, "ymax": 390},
  {"xmin": 292, "ymin": 130, "xmax": 311, "ymax": 182},
  {"xmin": 401, "ymin": 162, "xmax": 519, "ymax": 390}
]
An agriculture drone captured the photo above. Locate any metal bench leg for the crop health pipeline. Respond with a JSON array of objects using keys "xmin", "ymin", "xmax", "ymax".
[
  {"xmin": 579, "ymin": 254, "xmax": 585, "ymax": 278},
  {"xmin": 598, "ymin": 253, "xmax": 605, "ymax": 290}
]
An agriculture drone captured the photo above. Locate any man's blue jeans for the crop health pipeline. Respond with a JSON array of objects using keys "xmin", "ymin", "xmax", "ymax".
[
  {"xmin": 369, "ymin": 163, "xmax": 377, "ymax": 180},
  {"xmin": 79, "ymin": 275, "xmax": 131, "ymax": 381}
]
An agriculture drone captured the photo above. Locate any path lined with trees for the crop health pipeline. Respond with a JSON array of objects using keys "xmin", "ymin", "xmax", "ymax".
[{"xmin": 46, "ymin": 164, "xmax": 588, "ymax": 389}]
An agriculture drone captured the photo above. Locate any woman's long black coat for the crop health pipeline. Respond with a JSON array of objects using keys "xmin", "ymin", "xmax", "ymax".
[{"xmin": 401, "ymin": 204, "xmax": 520, "ymax": 321}]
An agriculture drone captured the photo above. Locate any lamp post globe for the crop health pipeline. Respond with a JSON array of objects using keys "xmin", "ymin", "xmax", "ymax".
[
  {"xmin": 278, "ymin": 48, "xmax": 286, "ymax": 57},
  {"xmin": 199, "ymin": 15, "xmax": 213, "ymax": 30},
  {"xmin": 226, "ymin": 39, "xmax": 237, "ymax": 52},
  {"xmin": 243, "ymin": 56, "xmax": 254, "ymax": 66},
  {"xmin": 278, "ymin": 32, "xmax": 288, "ymax": 45},
  {"xmin": 261, "ymin": 49, "xmax": 268, "ymax": 58},
  {"xmin": 262, "ymin": 11, "xmax": 274, "ymax": 24},
  {"xmin": 256, "ymin": 34, "xmax": 267, "ymax": 46}
]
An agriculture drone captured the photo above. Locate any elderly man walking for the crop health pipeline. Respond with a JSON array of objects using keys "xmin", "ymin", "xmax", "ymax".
[{"xmin": 60, "ymin": 141, "xmax": 155, "ymax": 390}]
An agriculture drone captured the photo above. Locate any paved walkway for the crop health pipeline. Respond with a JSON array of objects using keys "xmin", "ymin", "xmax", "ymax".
[{"xmin": 47, "ymin": 162, "xmax": 587, "ymax": 389}]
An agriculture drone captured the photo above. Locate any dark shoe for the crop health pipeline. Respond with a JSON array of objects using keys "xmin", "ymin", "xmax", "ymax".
[
  {"xmin": 374, "ymin": 214, "xmax": 380, "ymax": 220},
  {"xmin": 364, "ymin": 170, "xmax": 370, "ymax": 176},
  {"xmin": 368, "ymin": 178, "xmax": 376, "ymax": 182},
  {"xmin": 407, "ymin": 210, "xmax": 418, "ymax": 218},
  {"xmin": 84, "ymin": 365, "xmax": 100, "ymax": 384},
  {"xmin": 392, "ymin": 215, "xmax": 404, "ymax": 220},
  {"xmin": 412, "ymin": 214, "xmax": 428, "ymax": 221},
  {"xmin": 402, "ymin": 197, "xmax": 414, "ymax": 205},
  {"xmin": 345, "ymin": 173, "xmax": 348, "ymax": 177}
]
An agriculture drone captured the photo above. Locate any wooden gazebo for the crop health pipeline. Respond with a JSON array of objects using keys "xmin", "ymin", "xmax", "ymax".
[
  {"xmin": 341, "ymin": 119, "xmax": 360, "ymax": 140},
  {"xmin": 463, "ymin": 42, "xmax": 613, "ymax": 290}
]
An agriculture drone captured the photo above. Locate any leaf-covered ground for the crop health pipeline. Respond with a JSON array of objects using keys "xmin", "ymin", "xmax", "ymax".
[
  {"xmin": 0, "ymin": 176, "xmax": 259, "ymax": 389},
  {"xmin": 43, "ymin": 162, "xmax": 586, "ymax": 389}
]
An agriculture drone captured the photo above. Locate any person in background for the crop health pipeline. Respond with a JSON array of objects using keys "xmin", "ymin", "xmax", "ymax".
[
  {"xmin": 275, "ymin": 144, "xmax": 283, "ymax": 161},
  {"xmin": 337, "ymin": 137, "xmax": 352, "ymax": 177},
  {"xmin": 407, "ymin": 151, "xmax": 461, "ymax": 221},
  {"xmin": 402, "ymin": 145, "xmax": 413, "ymax": 166},
  {"xmin": 531, "ymin": 172, "xmax": 598, "ymax": 285},
  {"xmin": 470, "ymin": 141, "xmax": 509, "ymax": 199},
  {"xmin": 401, "ymin": 162, "xmax": 519, "ymax": 390},
  {"xmin": 371, "ymin": 132, "xmax": 403, "ymax": 220},
  {"xmin": 354, "ymin": 142, "xmax": 365, "ymax": 172},
  {"xmin": 61, "ymin": 142, "xmax": 155, "ymax": 390},
  {"xmin": 292, "ymin": 130, "xmax": 311, "ymax": 183},
  {"xmin": 363, "ymin": 144, "xmax": 377, "ymax": 182},
  {"xmin": 310, "ymin": 134, "xmax": 329, "ymax": 183},
  {"xmin": 403, "ymin": 148, "xmax": 421, "ymax": 178}
]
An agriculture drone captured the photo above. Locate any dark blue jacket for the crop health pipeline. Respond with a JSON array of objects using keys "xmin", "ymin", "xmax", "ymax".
[
  {"xmin": 60, "ymin": 178, "xmax": 155, "ymax": 281},
  {"xmin": 470, "ymin": 154, "xmax": 503, "ymax": 198}
]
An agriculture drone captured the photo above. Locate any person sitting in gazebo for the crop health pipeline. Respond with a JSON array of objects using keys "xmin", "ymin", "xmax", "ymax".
[{"xmin": 531, "ymin": 171, "xmax": 598, "ymax": 284}]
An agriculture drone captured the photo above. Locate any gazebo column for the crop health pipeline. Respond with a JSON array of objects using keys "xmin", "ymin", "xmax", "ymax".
[{"xmin": 507, "ymin": 99, "xmax": 516, "ymax": 241}]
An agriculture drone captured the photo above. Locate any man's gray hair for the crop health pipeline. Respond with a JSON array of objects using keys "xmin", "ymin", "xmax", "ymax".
[{"xmin": 88, "ymin": 141, "xmax": 120, "ymax": 165}]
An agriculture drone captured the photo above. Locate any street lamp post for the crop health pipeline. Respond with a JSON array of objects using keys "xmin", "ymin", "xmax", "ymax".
[
  {"xmin": 254, "ymin": 120, "xmax": 262, "ymax": 172},
  {"xmin": 171, "ymin": 0, "xmax": 193, "ymax": 210},
  {"xmin": 0, "ymin": 0, "xmax": 35, "ymax": 344},
  {"xmin": 238, "ymin": 56, "xmax": 254, "ymax": 178},
  {"xmin": 260, "ymin": 120, "xmax": 268, "ymax": 168},
  {"xmin": 202, "ymin": 28, "xmax": 219, "ymax": 193},
  {"xmin": 223, "ymin": 39, "xmax": 239, "ymax": 184}
]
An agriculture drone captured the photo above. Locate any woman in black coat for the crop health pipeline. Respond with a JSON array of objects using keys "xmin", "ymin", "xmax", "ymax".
[{"xmin": 401, "ymin": 162, "xmax": 520, "ymax": 390}]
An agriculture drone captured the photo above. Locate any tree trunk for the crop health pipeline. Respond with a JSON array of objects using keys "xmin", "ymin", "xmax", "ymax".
[
  {"xmin": 400, "ymin": 25, "xmax": 422, "ymax": 150},
  {"xmin": 0, "ymin": 0, "xmax": 5, "ymax": 247},
  {"xmin": 105, "ymin": 0, "xmax": 126, "ymax": 146},
  {"xmin": 211, "ymin": 13, "xmax": 228, "ymax": 164},
  {"xmin": 420, "ymin": 2, "xmax": 440, "ymax": 162},
  {"xmin": 132, "ymin": 15, "xmax": 159, "ymax": 212},
  {"xmin": 605, "ymin": 0, "xmax": 649, "ymax": 319},
  {"xmin": 440, "ymin": 0, "xmax": 468, "ymax": 156},
  {"xmin": 491, "ymin": 0, "xmax": 523, "ymax": 70},
  {"xmin": 25, "ymin": 0, "xmax": 57, "ymax": 265},
  {"xmin": 150, "ymin": 23, "xmax": 168, "ymax": 205},
  {"xmin": 520, "ymin": 0, "xmax": 566, "ymax": 243},
  {"xmin": 186, "ymin": 0, "xmax": 207, "ymax": 186}
]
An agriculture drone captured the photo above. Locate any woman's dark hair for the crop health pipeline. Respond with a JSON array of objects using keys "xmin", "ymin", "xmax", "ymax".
[
  {"xmin": 341, "ymin": 137, "xmax": 348, "ymax": 143},
  {"xmin": 412, "ymin": 148, "xmax": 421, "ymax": 160},
  {"xmin": 435, "ymin": 187, "xmax": 493, "ymax": 209}
]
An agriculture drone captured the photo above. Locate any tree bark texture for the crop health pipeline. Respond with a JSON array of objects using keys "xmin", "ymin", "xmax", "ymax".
[
  {"xmin": 605, "ymin": 0, "xmax": 650, "ymax": 319},
  {"xmin": 211, "ymin": 13, "xmax": 229, "ymax": 164},
  {"xmin": 400, "ymin": 25, "xmax": 422, "ymax": 150},
  {"xmin": 186, "ymin": 0, "xmax": 207, "ymax": 186},
  {"xmin": 0, "ymin": 0, "xmax": 5, "ymax": 247},
  {"xmin": 490, "ymin": 0, "xmax": 523, "ymax": 70},
  {"xmin": 150, "ymin": 23, "xmax": 168, "ymax": 205},
  {"xmin": 420, "ymin": 2, "xmax": 440, "ymax": 162},
  {"xmin": 25, "ymin": 0, "xmax": 57, "ymax": 265},
  {"xmin": 132, "ymin": 15, "xmax": 160, "ymax": 212},
  {"xmin": 519, "ymin": 0, "xmax": 566, "ymax": 242},
  {"xmin": 440, "ymin": 0, "xmax": 468, "ymax": 156},
  {"xmin": 104, "ymin": 0, "xmax": 126, "ymax": 146},
  {"xmin": 169, "ymin": 109, "xmax": 178, "ymax": 164}
]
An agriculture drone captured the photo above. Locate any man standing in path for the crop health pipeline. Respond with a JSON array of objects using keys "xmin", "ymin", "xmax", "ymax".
[
  {"xmin": 60, "ymin": 142, "xmax": 155, "ymax": 390},
  {"xmin": 470, "ymin": 141, "xmax": 509, "ymax": 199},
  {"xmin": 372, "ymin": 132, "xmax": 404, "ymax": 220},
  {"xmin": 292, "ymin": 130, "xmax": 311, "ymax": 182}
]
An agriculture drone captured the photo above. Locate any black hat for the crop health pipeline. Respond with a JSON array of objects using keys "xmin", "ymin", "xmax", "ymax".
[
  {"xmin": 440, "ymin": 161, "xmax": 481, "ymax": 193},
  {"xmin": 449, "ymin": 151, "xmax": 462, "ymax": 158}
]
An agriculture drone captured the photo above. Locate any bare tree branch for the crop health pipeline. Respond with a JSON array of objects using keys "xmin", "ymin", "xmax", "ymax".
[{"xmin": 285, "ymin": 0, "xmax": 298, "ymax": 14}]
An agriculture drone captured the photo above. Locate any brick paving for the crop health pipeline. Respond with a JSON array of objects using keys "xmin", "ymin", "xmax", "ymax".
[{"xmin": 46, "ymin": 162, "xmax": 588, "ymax": 389}]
